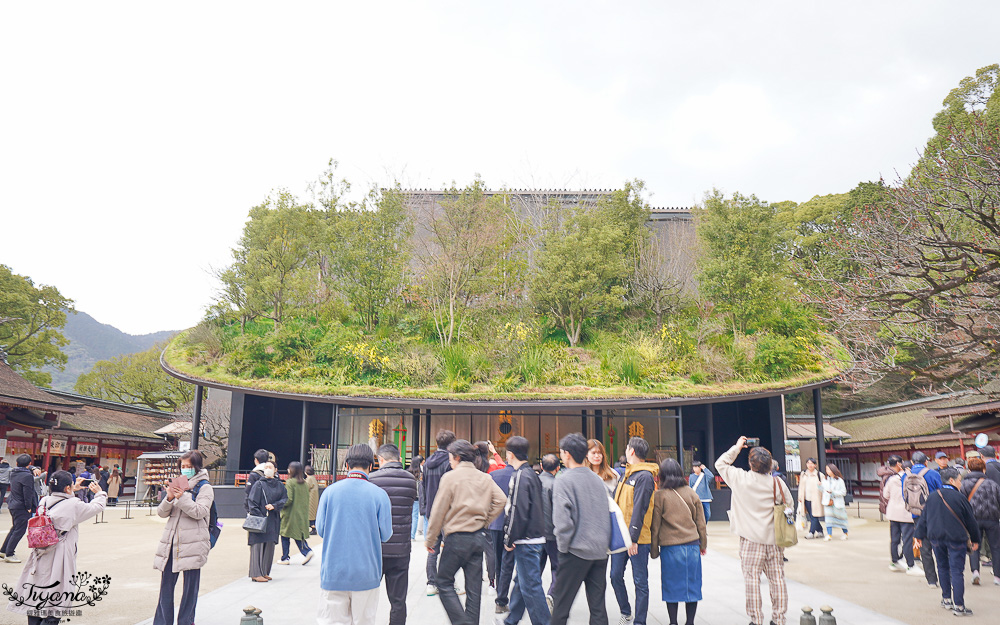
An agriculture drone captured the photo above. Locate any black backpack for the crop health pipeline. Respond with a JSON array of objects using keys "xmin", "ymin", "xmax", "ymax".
[{"xmin": 192, "ymin": 479, "xmax": 221, "ymax": 549}]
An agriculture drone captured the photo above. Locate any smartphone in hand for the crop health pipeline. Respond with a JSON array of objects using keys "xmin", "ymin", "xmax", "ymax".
[{"xmin": 170, "ymin": 475, "xmax": 190, "ymax": 491}]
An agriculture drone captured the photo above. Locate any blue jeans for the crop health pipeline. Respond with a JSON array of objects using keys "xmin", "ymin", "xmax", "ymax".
[
  {"xmin": 280, "ymin": 536, "xmax": 311, "ymax": 560},
  {"xmin": 932, "ymin": 541, "xmax": 968, "ymax": 607},
  {"xmin": 504, "ymin": 543, "xmax": 550, "ymax": 625},
  {"xmin": 611, "ymin": 545, "xmax": 649, "ymax": 625},
  {"xmin": 411, "ymin": 501, "xmax": 420, "ymax": 539},
  {"xmin": 701, "ymin": 502, "xmax": 712, "ymax": 522},
  {"xmin": 610, "ymin": 544, "xmax": 650, "ymax": 625}
]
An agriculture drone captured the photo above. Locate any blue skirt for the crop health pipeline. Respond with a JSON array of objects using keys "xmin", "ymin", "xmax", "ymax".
[{"xmin": 659, "ymin": 540, "xmax": 702, "ymax": 603}]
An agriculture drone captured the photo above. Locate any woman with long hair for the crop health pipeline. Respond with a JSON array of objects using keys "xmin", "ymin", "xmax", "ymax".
[
  {"xmin": 797, "ymin": 458, "xmax": 824, "ymax": 538},
  {"xmin": 304, "ymin": 464, "xmax": 319, "ymax": 535},
  {"xmin": 587, "ymin": 439, "xmax": 620, "ymax": 493},
  {"xmin": 152, "ymin": 450, "xmax": 213, "ymax": 625},
  {"xmin": 279, "ymin": 461, "xmax": 314, "ymax": 565},
  {"xmin": 822, "ymin": 463, "xmax": 849, "ymax": 541},
  {"xmin": 651, "ymin": 458, "xmax": 707, "ymax": 625},
  {"xmin": 409, "ymin": 454, "xmax": 424, "ymax": 539},
  {"xmin": 6, "ymin": 471, "xmax": 105, "ymax": 625},
  {"xmin": 247, "ymin": 462, "xmax": 288, "ymax": 581},
  {"xmin": 108, "ymin": 467, "xmax": 123, "ymax": 506}
]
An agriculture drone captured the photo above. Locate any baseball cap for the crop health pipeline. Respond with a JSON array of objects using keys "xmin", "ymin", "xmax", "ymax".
[
  {"xmin": 966, "ymin": 449, "xmax": 982, "ymax": 459},
  {"xmin": 935, "ymin": 451, "xmax": 948, "ymax": 459}
]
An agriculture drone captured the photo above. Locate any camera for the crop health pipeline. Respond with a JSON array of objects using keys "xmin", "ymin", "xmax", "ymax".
[{"xmin": 745, "ymin": 437, "xmax": 760, "ymax": 448}]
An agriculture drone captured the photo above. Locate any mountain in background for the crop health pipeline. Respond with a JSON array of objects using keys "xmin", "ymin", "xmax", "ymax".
[{"xmin": 42, "ymin": 310, "xmax": 178, "ymax": 391}]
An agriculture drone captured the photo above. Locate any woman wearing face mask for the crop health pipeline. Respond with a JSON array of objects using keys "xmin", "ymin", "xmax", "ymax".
[
  {"xmin": 6, "ymin": 471, "xmax": 105, "ymax": 625},
  {"xmin": 151, "ymin": 450, "xmax": 213, "ymax": 625},
  {"xmin": 247, "ymin": 462, "xmax": 287, "ymax": 582}
]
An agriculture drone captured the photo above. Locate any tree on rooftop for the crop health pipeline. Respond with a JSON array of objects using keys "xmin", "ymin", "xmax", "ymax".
[{"xmin": 0, "ymin": 265, "xmax": 72, "ymax": 386}]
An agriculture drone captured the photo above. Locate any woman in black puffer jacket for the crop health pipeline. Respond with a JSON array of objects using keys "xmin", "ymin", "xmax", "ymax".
[{"xmin": 961, "ymin": 457, "xmax": 1000, "ymax": 586}]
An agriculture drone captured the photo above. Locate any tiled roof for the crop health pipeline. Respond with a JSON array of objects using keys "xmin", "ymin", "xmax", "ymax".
[
  {"xmin": 0, "ymin": 362, "xmax": 82, "ymax": 412},
  {"xmin": 57, "ymin": 402, "xmax": 175, "ymax": 441}
]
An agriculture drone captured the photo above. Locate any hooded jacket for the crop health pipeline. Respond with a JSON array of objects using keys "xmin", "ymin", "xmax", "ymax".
[
  {"xmin": 614, "ymin": 461, "xmax": 659, "ymax": 545},
  {"xmin": 503, "ymin": 463, "xmax": 546, "ymax": 548},
  {"xmin": 420, "ymin": 449, "xmax": 451, "ymax": 518},
  {"xmin": 370, "ymin": 460, "xmax": 419, "ymax": 558},
  {"xmin": 960, "ymin": 471, "xmax": 1000, "ymax": 522},
  {"xmin": 153, "ymin": 469, "xmax": 214, "ymax": 573},
  {"xmin": 7, "ymin": 466, "xmax": 38, "ymax": 513}
]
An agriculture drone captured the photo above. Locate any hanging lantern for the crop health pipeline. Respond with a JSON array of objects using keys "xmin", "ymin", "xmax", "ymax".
[{"xmin": 607, "ymin": 424, "xmax": 617, "ymax": 460}]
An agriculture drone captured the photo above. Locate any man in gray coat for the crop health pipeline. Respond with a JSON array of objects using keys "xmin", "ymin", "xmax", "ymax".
[
  {"xmin": 550, "ymin": 433, "xmax": 611, "ymax": 625},
  {"xmin": 539, "ymin": 453, "xmax": 560, "ymax": 608}
]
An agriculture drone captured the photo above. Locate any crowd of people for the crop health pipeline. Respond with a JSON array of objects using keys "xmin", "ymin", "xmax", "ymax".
[
  {"xmin": 875, "ymin": 445, "xmax": 1000, "ymax": 617},
  {"xmin": 4, "ymin": 435, "xmax": 999, "ymax": 624}
]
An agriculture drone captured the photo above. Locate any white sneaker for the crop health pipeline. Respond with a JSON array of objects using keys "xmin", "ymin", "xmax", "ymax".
[
  {"xmin": 4, "ymin": 555, "xmax": 21, "ymax": 564},
  {"xmin": 888, "ymin": 562, "xmax": 905, "ymax": 572},
  {"xmin": 546, "ymin": 594, "xmax": 554, "ymax": 613},
  {"xmin": 823, "ymin": 535, "xmax": 831, "ymax": 542},
  {"xmin": 993, "ymin": 576, "xmax": 1000, "ymax": 586},
  {"xmin": 906, "ymin": 566, "xmax": 924, "ymax": 577},
  {"xmin": 426, "ymin": 584, "xmax": 438, "ymax": 596},
  {"xmin": 804, "ymin": 533, "xmax": 814, "ymax": 540},
  {"xmin": 277, "ymin": 558, "xmax": 290, "ymax": 565},
  {"xmin": 487, "ymin": 585, "xmax": 497, "ymax": 597},
  {"xmin": 302, "ymin": 551, "xmax": 314, "ymax": 565},
  {"xmin": 840, "ymin": 533, "xmax": 849, "ymax": 541},
  {"xmin": 618, "ymin": 614, "xmax": 633, "ymax": 625},
  {"xmin": 972, "ymin": 571, "xmax": 980, "ymax": 585}
]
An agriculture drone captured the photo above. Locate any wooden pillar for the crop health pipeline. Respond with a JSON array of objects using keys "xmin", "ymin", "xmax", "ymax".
[
  {"xmin": 813, "ymin": 388, "xmax": 827, "ymax": 472},
  {"xmin": 411, "ymin": 409, "xmax": 421, "ymax": 460},
  {"xmin": 581, "ymin": 410, "xmax": 588, "ymax": 440},
  {"xmin": 330, "ymin": 404, "xmax": 340, "ymax": 477},
  {"xmin": 594, "ymin": 410, "xmax": 603, "ymax": 446},
  {"xmin": 677, "ymin": 406, "xmax": 685, "ymax": 468},
  {"xmin": 43, "ymin": 433, "xmax": 52, "ymax": 476},
  {"xmin": 423, "ymin": 409, "xmax": 432, "ymax": 456},
  {"xmin": 706, "ymin": 404, "xmax": 716, "ymax": 466}
]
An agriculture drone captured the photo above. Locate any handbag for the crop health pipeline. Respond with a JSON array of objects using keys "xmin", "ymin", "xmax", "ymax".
[
  {"xmin": 608, "ymin": 496, "xmax": 633, "ymax": 554},
  {"xmin": 243, "ymin": 486, "xmax": 269, "ymax": 534},
  {"xmin": 773, "ymin": 477, "xmax": 798, "ymax": 548},
  {"xmin": 28, "ymin": 498, "xmax": 66, "ymax": 549}
]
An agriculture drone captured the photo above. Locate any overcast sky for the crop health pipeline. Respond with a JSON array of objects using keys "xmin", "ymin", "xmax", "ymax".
[{"xmin": 2, "ymin": 2, "xmax": 997, "ymax": 335}]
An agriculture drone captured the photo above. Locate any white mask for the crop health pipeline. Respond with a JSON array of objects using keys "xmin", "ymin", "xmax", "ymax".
[{"xmin": 263, "ymin": 467, "xmax": 275, "ymax": 479}]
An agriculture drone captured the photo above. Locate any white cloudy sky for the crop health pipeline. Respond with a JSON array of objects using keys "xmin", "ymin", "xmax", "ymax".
[{"xmin": 2, "ymin": 1, "xmax": 997, "ymax": 335}]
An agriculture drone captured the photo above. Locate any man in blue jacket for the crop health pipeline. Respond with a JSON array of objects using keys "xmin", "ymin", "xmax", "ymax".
[
  {"xmin": 688, "ymin": 461, "xmax": 713, "ymax": 522},
  {"xmin": 911, "ymin": 451, "xmax": 944, "ymax": 587},
  {"xmin": 316, "ymin": 444, "xmax": 393, "ymax": 625}
]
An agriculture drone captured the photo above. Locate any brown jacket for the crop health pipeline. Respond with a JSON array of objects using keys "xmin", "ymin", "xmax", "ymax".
[
  {"xmin": 650, "ymin": 485, "xmax": 707, "ymax": 557},
  {"xmin": 153, "ymin": 469, "xmax": 214, "ymax": 573},
  {"xmin": 425, "ymin": 461, "xmax": 506, "ymax": 545}
]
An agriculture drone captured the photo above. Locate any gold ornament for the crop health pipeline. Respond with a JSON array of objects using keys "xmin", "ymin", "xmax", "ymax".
[
  {"xmin": 627, "ymin": 421, "xmax": 644, "ymax": 439},
  {"xmin": 368, "ymin": 419, "xmax": 385, "ymax": 439}
]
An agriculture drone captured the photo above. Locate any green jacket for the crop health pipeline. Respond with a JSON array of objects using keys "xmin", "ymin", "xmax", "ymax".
[{"xmin": 280, "ymin": 478, "xmax": 311, "ymax": 541}]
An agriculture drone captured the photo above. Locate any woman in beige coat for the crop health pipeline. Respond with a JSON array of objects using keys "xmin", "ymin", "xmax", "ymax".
[
  {"xmin": 6, "ymin": 471, "xmax": 105, "ymax": 625},
  {"xmin": 304, "ymin": 464, "xmax": 319, "ymax": 535},
  {"xmin": 152, "ymin": 450, "xmax": 213, "ymax": 625},
  {"xmin": 797, "ymin": 457, "xmax": 825, "ymax": 538},
  {"xmin": 107, "ymin": 468, "xmax": 122, "ymax": 505}
]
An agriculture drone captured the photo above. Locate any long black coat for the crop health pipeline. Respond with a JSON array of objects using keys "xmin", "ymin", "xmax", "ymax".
[
  {"xmin": 370, "ymin": 461, "xmax": 419, "ymax": 558},
  {"xmin": 247, "ymin": 477, "xmax": 287, "ymax": 545}
]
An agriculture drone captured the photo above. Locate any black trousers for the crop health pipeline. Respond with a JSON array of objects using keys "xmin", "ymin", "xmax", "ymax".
[
  {"xmin": 1, "ymin": 508, "xmax": 30, "ymax": 557},
  {"xmin": 492, "ymin": 528, "xmax": 515, "ymax": 606},
  {"xmin": 383, "ymin": 555, "xmax": 410, "ymax": 625},
  {"xmin": 921, "ymin": 537, "xmax": 938, "ymax": 584},
  {"xmin": 889, "ymin": 521, "xmax": 915, "ymax": 568},
  {"xmin": 550, "ymin": 552, "xmax": 608, "ymax": 625},
  {"xmin": 437, "ymin": 530, "xmax": 486, "ymax": 625},
  {"xmin": 538, "ymin": 539, "xmax": 560, "ymax": 596},
  {"xmin": 971, "ymin": 520, "xmax": 1000, "ymax": 573},
  {"xmin": 153, "ymin": 550, "xmax": 201, "ymax": 625}
]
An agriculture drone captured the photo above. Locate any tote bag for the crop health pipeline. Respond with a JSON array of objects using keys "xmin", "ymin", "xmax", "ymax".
[
  {"xmin": 608, "ymin": 496, "xmax": 633, "ymax": 554},
  {"xmin": 773, "ymin": 477, "xmax": 798, "ymax": 548}
]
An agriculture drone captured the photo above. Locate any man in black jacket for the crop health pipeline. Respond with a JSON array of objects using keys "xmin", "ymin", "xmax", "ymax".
[
  {"xmin": 0, "ymin": 454, "xmax": 39, "ymax": 563},
  {"xmin": 981, "ymin": 445, "xmax": 1000, "ymax": 486},
  {"xmin": 370, "ymin": 443, "xmax": 419, "ymax": 625},
  {"xmin": 915, "ymin": 467, "xmax": 981, "ymax": 616},
  {"xmin": 422, "ymin": 429, "xmax": 456, "ymax": 596},
  {"xmin": 502, "ymin": 436, "xmax": 550, "ymax": 625},
  {"xmin": 243, "ymin": 448, "xmax": 270, "ymax": 513}
]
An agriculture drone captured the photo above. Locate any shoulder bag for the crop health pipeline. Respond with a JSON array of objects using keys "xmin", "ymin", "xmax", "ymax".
[
  {"xmin": 607, "ymin": 496, "xmax": 632, "ymax": 554},
  {"xmin": 243, "ymin": 486, "xmax": 269, "ymax": 534},
  {"xmin": 773, "ymin": 476, "xmax": 798, "ymax": 548}
]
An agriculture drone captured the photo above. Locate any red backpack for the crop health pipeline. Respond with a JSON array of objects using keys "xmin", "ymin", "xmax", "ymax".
[{"xmin": 28, "ymin": 499, "xmax": 67, "ymax": 549}]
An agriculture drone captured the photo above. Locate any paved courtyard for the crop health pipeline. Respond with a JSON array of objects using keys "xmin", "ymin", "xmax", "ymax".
[{"xmin": 0, "ymin": 502, "xmax": 997, "ymax": 625}]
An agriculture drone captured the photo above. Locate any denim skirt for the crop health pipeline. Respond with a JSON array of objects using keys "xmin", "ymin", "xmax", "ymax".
[{"xmin": 659, "ymin": 540, "xmax": 703, "ymax": 603}]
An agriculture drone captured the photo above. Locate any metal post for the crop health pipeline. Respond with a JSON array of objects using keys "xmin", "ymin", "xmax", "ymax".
[
  {"xmin": 423, "ymin": 409, "xmax": 432, "ymax": 455},
  {"xmin": 412, "ymin": 409, "xmax": 421, "ymax": 460},
  {"xmin": 581, "ymin": 410, "xmax": 588, "ymax": 439},
  {"xmin": 191, "ymin": 385, "xmax": 203, "ymax": 450},
  {"xmin": 594, "ymin": 410, "xmax": 603, "ymax": 444},
  {"xmin": 813, "ymin": 388, "xmax": 827, "ymax": 471},
  {"xmin": 706, "ymin": 404, "xmax": 715, "ymax": 465},
  {"xmin": 330, "ymin": 404, "xmax": 340, "ymax": 478},
  {"xmin": 299, "ymin": 402, "xmax": 309, "ymax": 464}
]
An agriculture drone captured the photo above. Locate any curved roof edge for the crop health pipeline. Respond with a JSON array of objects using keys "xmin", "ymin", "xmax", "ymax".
[{"xmin": 161, "ymin": 354, "xmax": 836, "ymax": 410}]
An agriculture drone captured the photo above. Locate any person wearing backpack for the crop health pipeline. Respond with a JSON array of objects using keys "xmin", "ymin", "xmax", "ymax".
[
  {"xmin": 907, "ymin": 451, "xmax": 943, "ymax": 587},
  {"xmin": 914, "ymin": 467, "xmax": 980, "ymax": 617},
  {"xmin": 152, "ymin": 450, "xmax": 214, "ymax": 625},
  {"xmin": 960, "ymin": 457, "xmax": 1000, "ymax": 587},
  {"xmin": 5, "ymin": 471, "xmax": 105, "ymax": 625}
]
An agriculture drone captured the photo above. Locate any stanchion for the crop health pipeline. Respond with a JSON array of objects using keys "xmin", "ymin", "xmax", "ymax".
[
  {"xmin": 93, "ymin": 509, "xmax": 107, "ymax": 524},
  {"xmin": 123, "ymin": 500, "xmax": 133, "ymax": 520}
]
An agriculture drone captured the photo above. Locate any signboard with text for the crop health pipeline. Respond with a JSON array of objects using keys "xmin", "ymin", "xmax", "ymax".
[{"xmin": 75, "ymin": 443, "xmax": 99, "ymax": 456}]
